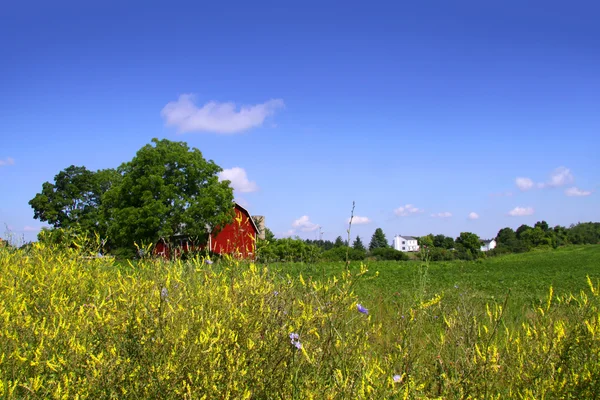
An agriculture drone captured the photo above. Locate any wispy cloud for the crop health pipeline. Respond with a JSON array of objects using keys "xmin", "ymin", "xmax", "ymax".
[
  {"xmin": 430, "ymin": 212, "xmax": 452, "ymax": 218},
  {"xmin": 0, "ymin": 157, "xmax": 15, "ymax": 167},
  {"xmin": 23, "ymin": 226, "xmax": 38, "ymax": 232},
  {"xmin": 292, "ymin": 216, "xmax": 319, "ymax": 232},
  {"xmin": 515, "ymin": 167, "xmax": 575, "ymax": 192},
  {"xmin": 515, "ymin": 177, "xmax": 534, "ymax": 191},
  {"xmin": 349, "ymin": 216, "xmax": 371, "ymax": 224},
  {"xmin": 508, "ymin": 206, "xmax": 535, "ymax": 217},
  {"xmin": 394, "ymin": 204, "xmax": 423, "ymax": 217},
  {"xmin": 565, "ymin": 187, "xmax": 592, "ymax": 197},
  {"xmin": 468, "ymin": 212, "xmax": 480, "ymax": 220},
  {"xmin": 161, "ymin": 94, "xmax": 284, "ymax": 134},
  {"xmin": 218, "ymin": 167, "xmax": 258, "ymax": 193},
  {"xmin": 540, "ymin": 167, "xmax": 574, "ymax": 188}
]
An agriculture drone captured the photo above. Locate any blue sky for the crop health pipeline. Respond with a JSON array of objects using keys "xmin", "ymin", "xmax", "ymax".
[{"xmin": 1, "ymin": 0, "xmax": 599, "ymax": 245}]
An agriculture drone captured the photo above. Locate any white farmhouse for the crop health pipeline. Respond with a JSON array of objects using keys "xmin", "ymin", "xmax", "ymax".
[
  {"xmin": 480, "ymin": 239, "xmax": 497, "ymax": 252},
  {"xmin": 393, "ymin": 235, "xmax": 420, "ymax": 252}
]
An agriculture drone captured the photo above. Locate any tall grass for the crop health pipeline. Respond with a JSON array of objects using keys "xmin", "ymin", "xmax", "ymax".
[{"xmin": 1, "ymin": 242, "xmax": 599, "ymax": 398}]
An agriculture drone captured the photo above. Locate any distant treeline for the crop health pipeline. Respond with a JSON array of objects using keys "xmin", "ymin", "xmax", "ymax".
[{"xmin": 256, "ymin": 222, "xmax": 600, "ymax": 263}]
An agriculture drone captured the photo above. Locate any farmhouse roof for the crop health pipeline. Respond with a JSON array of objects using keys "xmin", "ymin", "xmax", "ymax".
[{"xmin": 398, "ymin": 235, "xmax": 417, "ymax": 240}]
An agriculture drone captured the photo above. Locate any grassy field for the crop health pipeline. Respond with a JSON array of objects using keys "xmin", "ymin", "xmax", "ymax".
[
  {"xmin": 268, "ymin": 245, "xmax": 600, "ymax": 321},
  {"xmin": 1, "ymin": 244, "xmax": 599, "ymax": 398}
]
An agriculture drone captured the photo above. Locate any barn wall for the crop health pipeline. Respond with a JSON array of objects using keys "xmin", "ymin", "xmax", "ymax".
[
  {"xmin": 153, "ymin": 203, "xmax": 258, "ymax": 259},
  {"xmin": 210, "ymin": 205, "xmax": 257, "ymax": 258}
]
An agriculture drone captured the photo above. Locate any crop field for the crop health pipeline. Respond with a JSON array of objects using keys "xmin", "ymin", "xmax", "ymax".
[
  {"xmin": 268, "ymin": 245, "xmax": 600, "ymax": 323},
  {"xmin": 1, "ymin": 244, "xmax": 599, "ymax": 399}
]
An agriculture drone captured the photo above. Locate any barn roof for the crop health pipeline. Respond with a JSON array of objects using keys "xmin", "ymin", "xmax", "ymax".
[{"xmin": 234, "ymin": 202, "xmax": 260, "ymax": 235}]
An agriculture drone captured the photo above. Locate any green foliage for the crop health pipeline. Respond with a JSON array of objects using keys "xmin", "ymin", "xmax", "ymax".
[
  {"xmin": 427, "ymin": 246, "xmax": 455, "ymax": 261},
  {"xmin": 418, "ymin": 234, "xmax": 434, "ymax": 248},
  {"xmin": 370, "ymin": 247, "xmax": 409, "ymax": 261},
  {"xmin": 352, "ymin": 235, "xmax": 366, "ymax": 252},
  {"xmin": 455, "ymin": 231, "xmax": 482, "ymax": 260},
  {"xmin": 262, "ymin": 227, "xmax": 276, "ymax": 242},
  {"xmin": 496, "ymin": 227, "xmax": 516, "ymax": 245},
  {"xmin": 568, "ymin": 222, "xmax": 600, "ymax": 245},
  {"xmin": 304, "ymin": 239, "xmax": 335, "ymax": 251},
  {"xmin": 368, "ymin": 228, "xmax": 389, "ymax": 250},
  {"xmin": 516, "ymin": 224, "xmax": 533, "ymax": 239},
  {"xmin": 28, "ymin": 165, "xmax": 120, "ymax": 237},
  {"xmin": 334, "ymin": 236, "xmax": 346, "ymax": 248},
  {"xmin": 103, "ymin": 138, "xmax": 234, "ymax": 249},
  {"xmin": 257, "ymin": 237, "xmax": 321, "ymax": 263},
  {"xmin": 432, "ymin": 234, "xmax": 454, "ymax": 249},
  {"xmin": 321, "ymin": 246, "xmax": 366, "ymax": 261}
]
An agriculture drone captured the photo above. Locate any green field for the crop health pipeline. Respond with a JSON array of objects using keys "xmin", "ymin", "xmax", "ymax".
[
  {"xmin": 268, "ymin": 245, "xmax": 600, "ymax": 328},
  {"xmin": 1, "ymin": 244, "xmax": 599, "ymax": 398}
]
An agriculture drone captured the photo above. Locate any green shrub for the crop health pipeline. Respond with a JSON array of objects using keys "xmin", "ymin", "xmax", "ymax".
[
  {"xmin": 370, "ymin": 247, "xmax": 409, "ymax": 261},
  {"xmin": 320, "ymin": 246, "xmax": 366, "ymax": 261}
]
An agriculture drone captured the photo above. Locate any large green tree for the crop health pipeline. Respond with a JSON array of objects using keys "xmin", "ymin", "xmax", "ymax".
[
  {"xmin": 103, "ymin": 138, "xmax": 235, "ymax": 248},
  {"xmin": 352, "ymin": 235, "xmax": 366, "ymax": 251},
  {"xmin": 334, "ymin": 236, "xmax": 345, "ymax": 248},
  {"xmin": 369, "ymin": 228, "xmax": 388, "ymax": 251},
  {"xmin": 455, "ymin": 232, "xmax": 481, "ymax": 257},
  {"xmin": 496, "ymin": 227, "xmax": 516, "ymax": 245},
  {"xmin": 29, "ymin": 165, "xmax": 120, "ymax": 237}
]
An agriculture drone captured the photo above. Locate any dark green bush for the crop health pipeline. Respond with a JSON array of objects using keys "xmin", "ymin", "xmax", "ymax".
[
  {"xmin": 320, "ymin": 246, "xmax": 366, "ymax": 261},
  {"xmin": 370, "ymin": 247, "xmax": 409, "ymax": 261}
]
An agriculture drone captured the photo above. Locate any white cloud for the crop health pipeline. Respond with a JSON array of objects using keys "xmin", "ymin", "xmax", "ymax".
[
  {"xmin": 430, "ymin": 212, "xmax": 452, "ymax": 218},
  {"xmin": 23, "ymin": 226, "xmax": 38, "ymax": 232},
  {"xmin": 508, "ymin": 206, "xmax": 535, "ymax": 216},
  {"xmin": 292, "ymin": 216, "xmax": 319, "ymax": 232},
  {"xmin": 544, "ymin": 166, "xmax": 574, "ymax": 188},
  {"xmin": 349, "ymin": 216, "xmax": 371, "ymax": 224},
  {"xmin": 515, "ymin": 177, "xmax": 534, "ymax": 191},
  {"xmin": 161, "ymin": 94, "xmax": 284, "ymax": 134},
  {"xmin": 468, "ymin": 212, "xmax": 480, "ymax": 220},
  {"xmin": 0, "ymin": 157, "xmax": 15, "ymax": 167},
  {"xmin": 565, "ymin": 187, "xmax": 592, "ymax": 197},
  {"xmin": 516, "ymin": 167, "xmax": 575, "ymax": 191},
  {"xmin": 218, "ymin": 167, "xmax": 258, "ymax": 193},
  {"xmin": 394, "ymin": 204, "xmax": 423, "ymax": 217}
]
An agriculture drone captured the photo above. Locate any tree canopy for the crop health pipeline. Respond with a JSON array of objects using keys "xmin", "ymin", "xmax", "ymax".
[
  {"xmin": 369, "ymin": 228, "xmax": 388, "ymax": 250},
  {"xmin": 352, "ymin": 235, "xmax": 366, "ymax": 251},
  {"xmin": 30, "ymin": 138, "xmax": 235, "ymax": 251},
  {"xmin": 103, "ymin": 138, "xmax": 234, "ymax": 248},
  {"xmin": 28, "ymin": 165, "xmax": 120, "ymax": 237}
]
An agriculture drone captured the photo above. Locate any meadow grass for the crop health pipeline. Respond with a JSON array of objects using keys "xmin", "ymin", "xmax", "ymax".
[
  {"xmin": 1, "ymin": 243, "xmax": 599, "ymax": 399},
  {"xmin": 268, "ymin": 245, "xmax": 600, "ymax": 321}
]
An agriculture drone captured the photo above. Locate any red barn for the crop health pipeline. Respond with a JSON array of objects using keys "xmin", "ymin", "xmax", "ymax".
[{"xmin": 154, "ymin": 202, "xmax": 261, "ymax": 259}]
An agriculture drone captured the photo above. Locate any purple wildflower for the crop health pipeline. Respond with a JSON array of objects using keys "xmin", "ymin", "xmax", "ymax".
[
  {"xmin": 160, "ymin": 287, "xmax": 168, "ymax": 300},
  {"xmin": 289, "ymin": 332, "xmax": 302, "ymax": 350},
  {"xmin": 357, "ymin": 303, "xmax": 369, "ymax": 315},
  {"xmin": 393, "ymin": 374, "xmax": 401, "ymax": 383}
]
